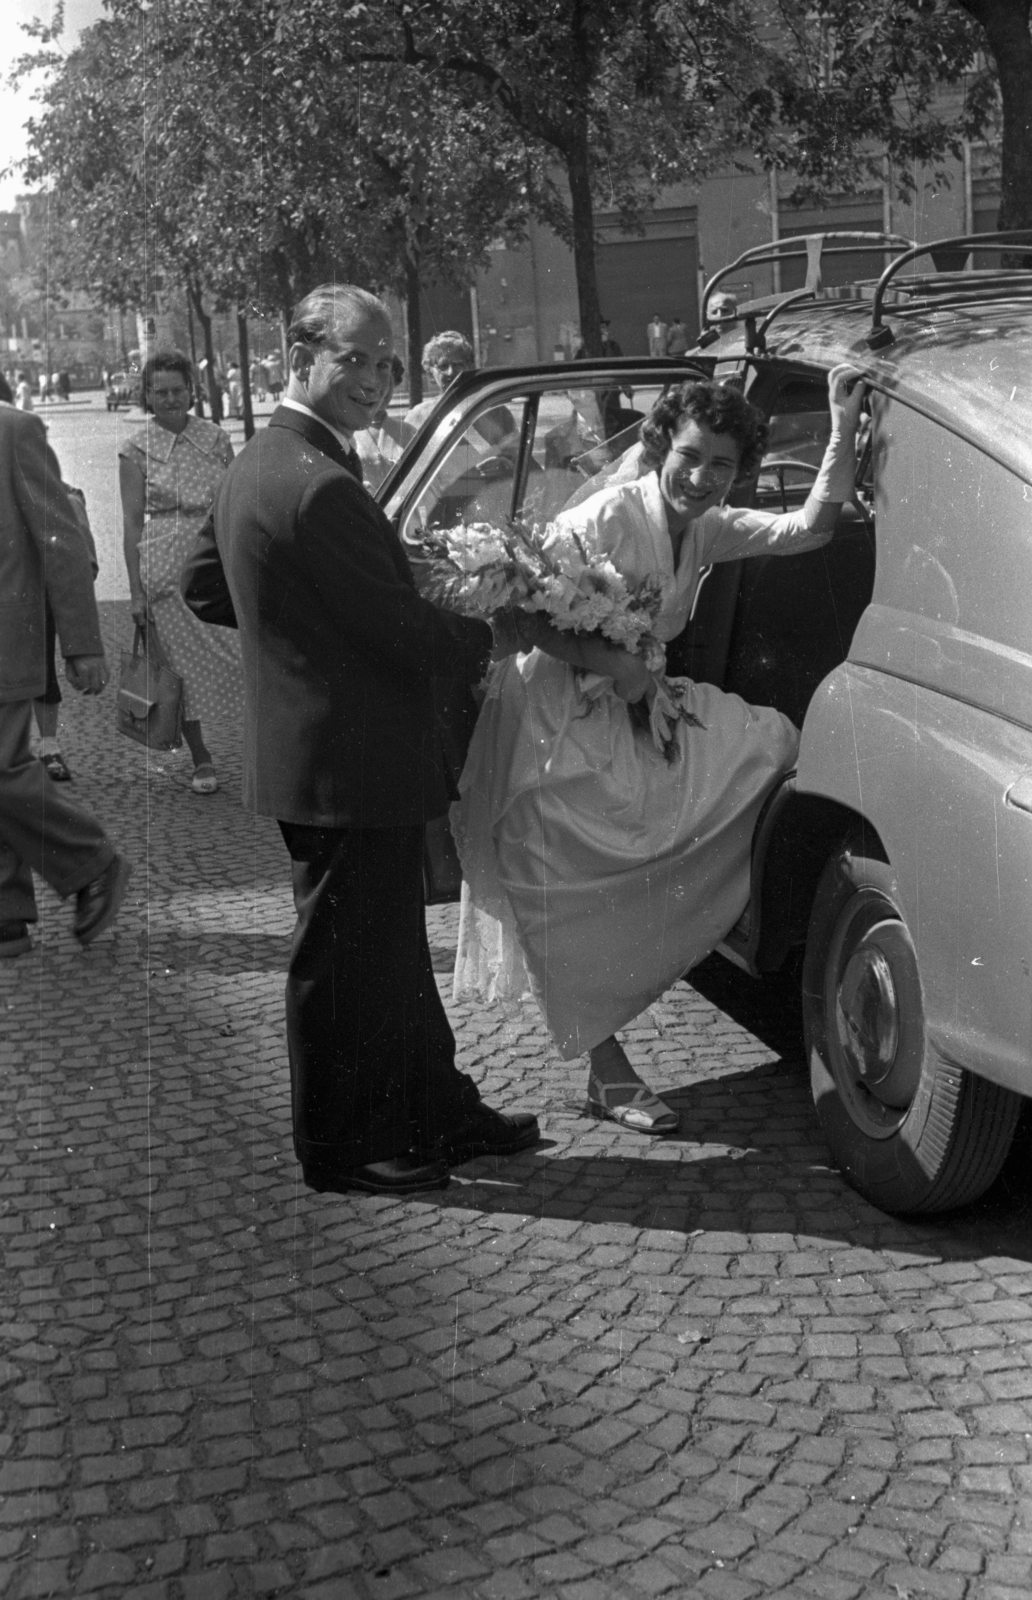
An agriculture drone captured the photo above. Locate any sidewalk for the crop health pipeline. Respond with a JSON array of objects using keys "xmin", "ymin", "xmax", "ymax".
[{"xmin": 2, "ymin": 600, "xmax": 1032, "ymax": 1600}]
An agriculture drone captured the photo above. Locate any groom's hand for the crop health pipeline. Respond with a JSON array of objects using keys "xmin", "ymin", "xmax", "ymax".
[{"xmin": 610, "ymin": 653, "xmax": 651, "ymax": 703}]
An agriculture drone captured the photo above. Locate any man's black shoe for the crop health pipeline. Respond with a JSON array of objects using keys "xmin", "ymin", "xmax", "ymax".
[
  {"xmin": 41, "ymin": 751, "xmax": 73, "ymax": 782},
  {"xmin": 73, "ymin": 855, "xmax": 132, "ymax": 946},
  {"xmin": 0, "ymin": 920, "xmax": 31, "ymax": 958},
  {"xmin": 430, "ymin": 1106, "xmax": 540, "ymax": 1166},
  {"xmin": 303, "ymin": 1154, "xmax": 451, "ymax": 1196}
]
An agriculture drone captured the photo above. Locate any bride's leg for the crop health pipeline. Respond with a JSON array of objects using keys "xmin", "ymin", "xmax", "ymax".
[
  {"xmin": 588, "ymin": 1035, "xmax": 647, "ymax": 1099},
  {"xmin": 585, "ymin": 1035, "xmax": 678, "ymax": 1134}
]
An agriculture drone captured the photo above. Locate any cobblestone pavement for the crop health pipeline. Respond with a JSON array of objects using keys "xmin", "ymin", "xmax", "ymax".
[{"xmin": 3, "ymin": 600, "xmax": 1032, "ymax": 1600}]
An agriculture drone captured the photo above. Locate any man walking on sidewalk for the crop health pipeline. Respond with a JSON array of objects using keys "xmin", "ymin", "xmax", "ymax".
[
  {"xmin": 0, "ymin": 403, "xmax": 131, "ymax": 958},
  {"xmin": 183, "ymin": 283, "xmax": 539, "ymax": 1197}
]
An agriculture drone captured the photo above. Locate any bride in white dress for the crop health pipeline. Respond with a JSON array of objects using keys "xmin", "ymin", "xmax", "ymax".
[{"xmin": 453, "ymin": 367, "xmax": 865, "ymax": 1133}]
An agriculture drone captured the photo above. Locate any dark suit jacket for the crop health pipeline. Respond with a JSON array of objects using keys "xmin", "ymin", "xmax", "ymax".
[
  {"xmin": 181, "ymin": 405, "xmax": 492, "ymax": 828},
  {"xmin": 0, "ymin": 405, "xmax": 103, "ymax": 703}
]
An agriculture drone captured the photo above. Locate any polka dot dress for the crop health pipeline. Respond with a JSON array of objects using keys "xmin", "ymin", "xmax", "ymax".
[{"xmin": 120, "ymin": 417, "xmax": 242, "ymax": 725}]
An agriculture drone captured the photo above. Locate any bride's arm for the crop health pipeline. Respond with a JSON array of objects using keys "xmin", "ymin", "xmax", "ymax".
[
  {"xmin": 509, "ymin": 611, "xmax": 651, "ymax": 702},
  {"xmin": 709, "ymin": 364, "xmax": 866, "ymax": 559},
  {"xmin": 797, "ymin": 364, "xmax": 866, "ymax": 536}
]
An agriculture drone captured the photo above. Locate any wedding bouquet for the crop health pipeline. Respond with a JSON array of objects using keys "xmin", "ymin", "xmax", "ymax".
[{"xmin": 415, "ymin": 518, "xmax": 704, "ymax": 760}]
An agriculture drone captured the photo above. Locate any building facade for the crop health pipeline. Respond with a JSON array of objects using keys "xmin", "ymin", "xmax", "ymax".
[{"xmin": 422, "ymin": 146, "xmax": 1002, "ymax": 368}]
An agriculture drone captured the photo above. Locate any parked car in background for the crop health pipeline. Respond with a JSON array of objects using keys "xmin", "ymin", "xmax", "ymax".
[
  {"xmin": 378, "ymin": 231, "xmax": 1032, "ymax": 1217},
  {"xmin": 105, "ymin": 370, "xmax": 136, "ymax": 410}
]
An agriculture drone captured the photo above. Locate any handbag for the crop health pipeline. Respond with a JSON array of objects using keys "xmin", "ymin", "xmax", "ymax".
[{"xmin": 116, "ymin": 624, "xmax": 184, "ymax": 750}]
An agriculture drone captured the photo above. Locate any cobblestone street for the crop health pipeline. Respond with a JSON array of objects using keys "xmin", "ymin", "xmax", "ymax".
[{"xmin": 3, "ymin": 598, "xmax": 1032, "ymax": 1600}]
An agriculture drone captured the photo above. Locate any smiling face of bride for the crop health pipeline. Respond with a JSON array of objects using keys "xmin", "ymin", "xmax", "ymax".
[{"xmin": 658, "ymin": 417, "xmax": 742, "ymax": 532}]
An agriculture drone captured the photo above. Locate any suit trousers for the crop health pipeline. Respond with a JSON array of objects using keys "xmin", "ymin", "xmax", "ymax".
[
  {"xmin": 279, "ymin": 821, "xmax": 481, "ymax": 1170},
  {"xmin": 0, "ymin": 699, "xmax": 114, "ymax": 922}
]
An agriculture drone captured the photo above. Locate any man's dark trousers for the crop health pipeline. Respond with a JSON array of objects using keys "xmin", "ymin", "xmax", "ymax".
[{"xmin": 280, "ymin": 821, "xmax": 479, "ymax": 1172}]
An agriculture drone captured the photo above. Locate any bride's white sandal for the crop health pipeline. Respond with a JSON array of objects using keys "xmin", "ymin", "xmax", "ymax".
[{"xmin": 584, "ymin": 1077, "xmax": 679, "ymax": 1135}]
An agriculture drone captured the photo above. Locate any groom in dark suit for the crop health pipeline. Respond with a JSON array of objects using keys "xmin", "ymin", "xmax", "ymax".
[{"xmin": 182, "ymin": 283, "xmax": 538, "ymax": 1195}]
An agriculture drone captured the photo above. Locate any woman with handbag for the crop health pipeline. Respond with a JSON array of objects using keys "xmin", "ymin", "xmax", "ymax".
[{"xmin": 119, "ymin": 350, "xmax": 240, "ymax": 793}]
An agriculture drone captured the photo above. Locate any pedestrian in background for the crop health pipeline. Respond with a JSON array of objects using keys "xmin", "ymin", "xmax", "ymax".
[
  {"xmin": 15, "ymin": 372, "xmax": 33, "ymax": 412},
  {"xmin": 225, "ymin": 363, "xmax": 242, "ymax": 420},
  {"xmin": 0, "ymin": 395, "xmax": 130, "ymax": 958},
  {"xmin": 263, "ymin": 353, "xmax": 283, "ymax": 400},
  {"xmin": 666, "ymin": 316, "xmax": 690, "ymax": 355},
  {"xmin": 404, "ymin": 332, "xmax": 518, "ymax": 460},
  {"xmin": 647, "ymin": 312, "xmax": 668, "ymax": 357},
  {"xmin": 707, "ymin": 291, "xmax": 738, "ymax": 324},
  {"xmin": 119, "ymin": 350, "xmax": 240, "ymax": 795},
  {"xmin": 182, "ymin": 282, "xmax": 538, "ymax": 1196},
  {"xmin": 403, "ymin": 331, "xmax": 476, "ymax": 434},
  {"xmin": 574, "ymin": 320, "xmax": 632, "ymax": 438},
  {"xmin": 354, "ymin": 354, "xmax": 407, "ymax": 492}
]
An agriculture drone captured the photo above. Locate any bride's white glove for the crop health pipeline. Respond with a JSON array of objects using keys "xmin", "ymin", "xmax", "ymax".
[
  {"xmin": 810, "ymin": 364, "xmax": 866, "ymax": 507},
  {"xmin": 799, "ymin": 364, "xmax": 867, "ymax": 533}
]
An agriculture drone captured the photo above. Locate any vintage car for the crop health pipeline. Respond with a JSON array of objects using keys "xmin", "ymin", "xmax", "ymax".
[
  {"xmin": 105, "ymin": 370, "xmax": 136, "ymax": 410},
  {"xmin": 378, "ymin": 230, "xmax": 1032, "ymax": 1216}
]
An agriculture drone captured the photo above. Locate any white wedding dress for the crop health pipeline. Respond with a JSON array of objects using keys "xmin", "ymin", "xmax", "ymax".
[{"xmin": 452, "ymin": 468, "xmax": 836, "ymax": 1060}]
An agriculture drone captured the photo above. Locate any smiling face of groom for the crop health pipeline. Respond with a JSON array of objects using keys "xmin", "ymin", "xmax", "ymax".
[{"xmin": 287, "ymin": 298, "xmax": 395, "ymax": 437}]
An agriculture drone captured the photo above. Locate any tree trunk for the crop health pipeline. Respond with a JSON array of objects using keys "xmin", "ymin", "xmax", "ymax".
[
  {"xmin": 188, "ymin": 281, "xmax": 223, "ymax": 424},
  {"xmin": 406, "ymin": 257, "xmax": 423, "ymax": 406},
  {"xmin": 956, "ymin": 0, "xmax": 1032, "ymax": 255},
  {"xmin": 185, "ymin": 287, "xmax": 204, "ymax": 417},
  {"xmin": 281, "ymin": 296, "xmax": 291, "ymax": 375},
  {"xmin": 566, "ymin": 120, "xmax": 603, "ymax": 356},
  {"xmin": 237, "ymin": 309, "xmax": 255, "ymax": 441}
]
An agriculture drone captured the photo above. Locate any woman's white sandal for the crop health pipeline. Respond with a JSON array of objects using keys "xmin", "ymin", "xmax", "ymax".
[
  {"xmin": 191, "ymin": 763, "xmax": 218, "ymax": 795},
  {"xmin": 584, "ymin": 1079, "xmax": 678, "ymax": 1135}
]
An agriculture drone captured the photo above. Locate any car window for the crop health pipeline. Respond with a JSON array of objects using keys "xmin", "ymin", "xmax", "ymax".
[
  {"xmin": 749, "ymin": 372, "xmax": 831, "ymax": 511},
  {"xmin": 398, "ymin": 378, "xmax": 665, "ymax": 541},
  {"xmin": 406, "ymin": 399, "xmax": 528, "ymax": 534}
]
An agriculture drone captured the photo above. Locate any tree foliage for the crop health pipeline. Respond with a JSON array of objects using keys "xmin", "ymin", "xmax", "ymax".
[
  {"xmin": 12, "ymin": 0, "xmax": 1030, "ymax": 376},
  {"xmin": 14, "ymin": 0, "xmax": 532, "ymax": 402},
  {"xmin": 321, "ymin": 0, "xmax": 731, "ymax": 353},
  {"xmin": 714, "ymin": 1, "xmax": 994, "ymax": 200}
]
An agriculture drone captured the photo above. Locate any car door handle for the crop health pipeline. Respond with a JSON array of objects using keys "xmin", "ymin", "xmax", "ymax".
[{"xmin": 1004, "ymin": 773, "xmax": 1032, "ymax": 814}]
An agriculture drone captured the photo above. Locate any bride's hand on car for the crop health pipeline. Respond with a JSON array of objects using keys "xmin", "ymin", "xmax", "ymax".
[{"xmin": 828, "ymin": 363, "xmax": 866, "ymax": 436}]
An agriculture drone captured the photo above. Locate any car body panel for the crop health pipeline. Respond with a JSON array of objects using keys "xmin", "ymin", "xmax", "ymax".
[{"xmin": 797, "ymin": 663, "xmax": 1032, "ymax": 1096}]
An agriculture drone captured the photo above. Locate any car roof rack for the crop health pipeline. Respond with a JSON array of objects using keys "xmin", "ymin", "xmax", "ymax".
[
  {"xmin": 866, "ymin": 230, "xmax": 1032, "ymax": 347},
  {"xmin": 698, "ymin": 231, "xmax": 915, "ymax": 353}
]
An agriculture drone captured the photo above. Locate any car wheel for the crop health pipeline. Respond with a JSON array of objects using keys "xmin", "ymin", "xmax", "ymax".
[{"xmin": 802, "ymin": 837, "xmax": 1023, "ymax": 1215}]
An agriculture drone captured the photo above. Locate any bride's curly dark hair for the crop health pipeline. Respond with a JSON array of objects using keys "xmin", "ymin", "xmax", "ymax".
[{"xmin": 640, "ymin": 380, "xmax": 768, "ymax": 481}]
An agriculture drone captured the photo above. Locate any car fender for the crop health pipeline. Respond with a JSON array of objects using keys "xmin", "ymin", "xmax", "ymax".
[{"xmin": 796, "ymin": 661, "xmax": 1032, "ymax": 1097}]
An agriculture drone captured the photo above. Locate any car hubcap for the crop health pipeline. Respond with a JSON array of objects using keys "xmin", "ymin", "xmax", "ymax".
[
  {"xmin": 836, "ymin": 936, "xmax": 899, "ymax": 1087},
  {"xmin": 823, "ymin": 897, "xmax": 924, "ymax": 1136}
]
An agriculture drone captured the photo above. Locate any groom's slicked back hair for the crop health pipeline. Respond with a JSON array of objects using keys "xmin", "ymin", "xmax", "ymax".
[{"xmin": 288, "ymin": 284, "xmax": 390, "ymax": 348}]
